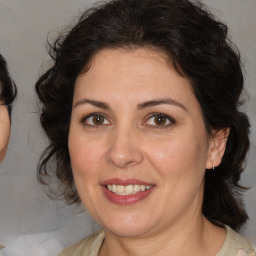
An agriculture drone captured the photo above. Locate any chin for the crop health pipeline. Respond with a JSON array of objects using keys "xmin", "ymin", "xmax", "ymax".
[
  {"xmin": 101, "ymin": 213, "xmax": 153, "ymax": 238},
  {"xmin": 106, "ymin": 225, "xmax": 151, "ymax": 238}
]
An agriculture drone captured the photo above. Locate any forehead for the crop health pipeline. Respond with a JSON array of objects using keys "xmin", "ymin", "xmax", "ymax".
[
  {"xmin": 73, "ymin": 47, "xmax": 198, "ymax": 110},
  {"xmin": 88, "ymin": 47, "xmax": 177, "ymax": 78},
  {"xmin": 77, "ymin": 48, "xmax": 191, "ymax": 89}
]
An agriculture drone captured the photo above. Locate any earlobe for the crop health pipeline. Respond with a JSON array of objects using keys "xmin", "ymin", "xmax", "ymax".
[
  {"xmin": 0, "ymin": 105, "xmax": 11, "ymax": 161},
  {"xmin": 206, "ymin": 128, "xmax": 230, "ymax": 169}
]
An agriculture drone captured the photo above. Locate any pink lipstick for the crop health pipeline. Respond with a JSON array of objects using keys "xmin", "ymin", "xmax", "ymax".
[{"xmin": 101, "ymin": 178, "xmax": 155, "ymax": 205}]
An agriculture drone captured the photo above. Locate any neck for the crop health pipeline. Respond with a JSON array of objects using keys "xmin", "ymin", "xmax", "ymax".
[
  {"xmin": 99, "ymin": 215, "xmax": 226, "ymax": 256},
  {"xmin": 98, "ymin": 184, "xmax": 226, "ymax": 256}
]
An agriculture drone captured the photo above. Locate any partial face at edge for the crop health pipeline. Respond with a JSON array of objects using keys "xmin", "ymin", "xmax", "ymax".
[
  {"xmin": 0, "ymin": 102, "xmax": 10, "ymax": 161},
  {"xmin": 68, "ymin": 48, "xmax": 227, "ymax": 238}
]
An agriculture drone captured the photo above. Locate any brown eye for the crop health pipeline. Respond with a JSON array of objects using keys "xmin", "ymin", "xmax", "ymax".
[
  {"xmin": 83, "ymin": 113, "xmax": 110, "ymax": 126},
  {"xmin": 154, "ymin": 115, "xmax": 168, "ymax": 125},
  {"xmin": 92, "ymin": 115, "xmax": 105, "ymax": 125},
  {"xmin": 144, "ymin": 113, "xmax": 175, "ymax": 127}
]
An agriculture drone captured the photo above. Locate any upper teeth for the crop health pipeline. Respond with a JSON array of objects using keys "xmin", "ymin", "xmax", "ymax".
[{"xmin": 107, "ymin": 184, "xmax": 152, "ymax": 195}]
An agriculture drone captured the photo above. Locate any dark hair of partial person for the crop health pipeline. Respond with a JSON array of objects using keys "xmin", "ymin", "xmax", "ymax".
[
  {"xmin": 35, "ymin": 0, "xmax": 250, "ymax": 230},
  {"xmin": 0, "ymin": 54, "xmax": 17, "ymax": 116}
]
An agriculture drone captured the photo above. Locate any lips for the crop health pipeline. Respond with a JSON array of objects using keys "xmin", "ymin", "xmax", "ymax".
[{"xmin": 102, "ymin": 178, "xmax": 155, "ymax": 205}]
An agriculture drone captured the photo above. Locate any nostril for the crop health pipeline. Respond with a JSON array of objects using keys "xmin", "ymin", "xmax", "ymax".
[
  {"xmin": 107, "ymin": 147, "xmax": 143, "ymax": 168},
  {"xmin": 106, "ymin": 130, "xmax": 143, "ymax": 168}
]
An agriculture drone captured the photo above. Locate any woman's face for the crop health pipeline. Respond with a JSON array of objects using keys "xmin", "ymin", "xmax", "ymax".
[
  {"xmin": 0, "ymin": 103, "xmax": 10, "ymax": 161},
  {"xmin": 69, "ymin": 48, "xmax": 216, "ymax": 238}
]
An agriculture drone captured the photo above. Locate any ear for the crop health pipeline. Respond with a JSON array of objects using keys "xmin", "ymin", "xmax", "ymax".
[
  {"xmin": 206, "ymin": 128, "xmax": 230, "ymax": 169},
  {"xmin": 0, "ymin": 105, "xmax": 10, "ymax": 161}
]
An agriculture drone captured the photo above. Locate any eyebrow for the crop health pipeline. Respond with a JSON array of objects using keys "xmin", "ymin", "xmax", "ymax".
[
  {"xmin": 74, "ymin": 99, "xmax": 110, "ymax": 109},
  {"xmin": 74, "ymin": 97, "xmax": 187, "ymax": 111},
  {"xmin": 137, "ymin": 98, "xmax": 187, "ymax": 111}
]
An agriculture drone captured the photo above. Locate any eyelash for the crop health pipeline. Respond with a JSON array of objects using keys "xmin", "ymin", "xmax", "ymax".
[
  {"xmin": 80, "ymin": 113, "xmax": 111, "ymax": 127},
  {"xmin": 80, "ymin": 112, "xmax": 176, "ymax": 128},
  {"xmin": 144, "ymin": 113, "xmax": 176, "ymax": 129}
]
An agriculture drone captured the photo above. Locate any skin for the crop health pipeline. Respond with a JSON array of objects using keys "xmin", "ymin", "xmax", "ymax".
[
  {"xmin": 68, "ymin": 48, "xmax": 228, "ymax": 256},
  {"xmin": 0, "ymin": 103, "xmax": 10, "ymax": 161}
]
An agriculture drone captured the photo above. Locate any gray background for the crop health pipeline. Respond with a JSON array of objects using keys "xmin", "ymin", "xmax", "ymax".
[{"xmin": 0, "ymin": 0, "xmax": 255, "ymax": 255}]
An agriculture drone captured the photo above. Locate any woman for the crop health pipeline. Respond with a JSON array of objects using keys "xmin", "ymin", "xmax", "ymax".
[
  {"xmin": 0, "ymin": 54, "xmax": 16, "ymax": 162},
  {"xmin": 35, "ymin": 0, "xmax": 255, "ymax": 255},
  {"xmin": 0, "ymin": 53, "xmax": 16, "ymax": 251}
]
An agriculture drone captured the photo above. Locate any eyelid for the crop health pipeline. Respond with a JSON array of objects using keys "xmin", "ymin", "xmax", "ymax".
[
  {"xmin": 80, "ymin": 112, "xmax": 176, "ymax": 128},
  {"xmin": 143, "ymin": 113, "xmax": 176, "ymax": 127},
  {"xmin": 80, "ymin": 112, "xmax": 111, "ymax": 126}
]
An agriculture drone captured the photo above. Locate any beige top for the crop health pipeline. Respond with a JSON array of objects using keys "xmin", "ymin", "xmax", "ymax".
[{"xmin": 59, "ymin": 226, "xmax": 256, "ymax": 256}]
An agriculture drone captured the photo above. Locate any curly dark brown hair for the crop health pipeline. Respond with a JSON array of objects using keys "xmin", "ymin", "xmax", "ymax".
[
  {"xmin": 0, "ymin": 54, "xmax": 17, "ymax": 116},
  {"xmin": 35, "ymin": 0, "xmax": 250, "ymax": 230}
]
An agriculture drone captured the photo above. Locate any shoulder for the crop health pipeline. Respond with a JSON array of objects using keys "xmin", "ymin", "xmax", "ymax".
[
  {"xmin": 217, "ymin": 226, "xmax": 255, "ymax": 256},
  {"xmin": 58, "ymin": 230, "xmax": 104, "ymax": 256}
]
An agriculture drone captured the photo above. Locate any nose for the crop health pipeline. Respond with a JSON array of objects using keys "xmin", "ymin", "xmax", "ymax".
[{"xmin": 106, "ymin": 127, "xmax": 143, "ymax": 168}]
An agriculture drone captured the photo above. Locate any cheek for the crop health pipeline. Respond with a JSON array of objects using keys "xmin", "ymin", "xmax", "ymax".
[
  {"xmin": 68, "ymin": 136, "xmax": 101, "ymax": 204},
  {"xmin": 147, "ymin": 133, "xmax": 208, "ymax": 181},
  {"xmin": 68, "ymin": 130, "xmax": 108, "ymax": 191},
  {"xmin": 0, "ymin": 106, "xmax": 10, "ymax": 161},
  {"xmin": 69, "ymin": 140, "xmax": 100, "ymax": 176}
]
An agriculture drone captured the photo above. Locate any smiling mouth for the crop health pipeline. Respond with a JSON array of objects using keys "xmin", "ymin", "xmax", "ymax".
[{"xmin": 106, "ymin": 184, "xmax": 152, "ymax": 195}]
